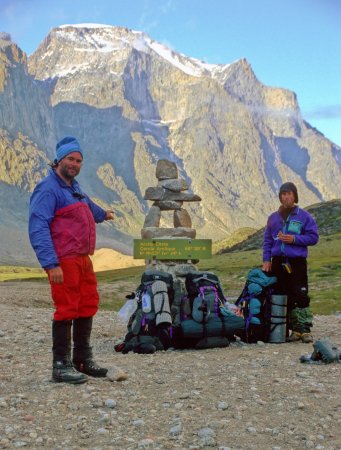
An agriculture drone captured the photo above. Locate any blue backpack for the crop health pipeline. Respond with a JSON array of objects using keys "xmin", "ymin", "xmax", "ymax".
[
  {"xmin": 235, "ymin": 268, "xmax": 277, "ymax": 343},
  {"xmin": 172, "ymin": 271, "xmax": 245, "ymax": 349}
]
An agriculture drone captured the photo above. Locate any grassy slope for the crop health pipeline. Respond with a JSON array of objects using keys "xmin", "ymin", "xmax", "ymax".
[
  {"xmin": 1, "ymin": 200, "xmax": 340, "ymax": 314},
  {"xmin": 0, "ymin": 266, "xmax": 46, "ymax": 281}
]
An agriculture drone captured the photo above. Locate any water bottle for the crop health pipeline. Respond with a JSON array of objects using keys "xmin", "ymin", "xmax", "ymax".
[
  {"xmin": 269, "ymin": 295, "xmax": 287, "ymax": 343},
  {"xmin": 142, "ymin": 291, "xmax": 152, "ymax": 313},
  {"xmin": 117, "ymin": 299, "xmax": 137, "ymax": 323}
]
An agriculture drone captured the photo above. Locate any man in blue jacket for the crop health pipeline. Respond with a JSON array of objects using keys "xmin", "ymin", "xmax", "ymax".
[
  {"xmin": 262, "ymin": 182, "xmax": 319, "ymax": 343},
  {"xmin": 29, "ymin": 136, "xmax": 114, "ymax": 383}
]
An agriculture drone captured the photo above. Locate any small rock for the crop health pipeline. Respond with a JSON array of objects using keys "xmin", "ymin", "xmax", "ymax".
[
  {"xmin": 178, "ymin": 392, "xmax": 190, "ymax": 399},
  {"xmin": 296, "ymin": 371, "xmax": 309, "ymax": 378},
  {"xmin": 197, "ymin": 427, "xmax": 216, "ymax": 438},
  {"xmin": 91, "ymin": 398, "xmax": 103, "ymax": 408},
  {"xmin": 217, "ymin": 401, "xmax": 228, "ymax": 410},
  {"xmin": 169, "ymin": 424, "xmax": 182, "ymax": 436},
  {"xmin": 132, "ymin": 419, "xmax": 144, "ymax": 427},
  {"xmin": 138, "ymin": 438, "xmax": 154, "ymax": 448},
  {"xmin": 99, "ymin": 414, "xmax": 110, "ymax": 424},
  {"xmin": 23, "ymin": 415, "xmax": 34, "ymax": 421},
  {"xmin": 104, "ymin": 399, "xmax": 117, "ymax": 409},
  {"xmin": 200, "ymin": 436, "xmax": 216, "ymax": 447},
  {"xmin": 106, "ymin": 366, "xmax": 128, "ymax": 382}
]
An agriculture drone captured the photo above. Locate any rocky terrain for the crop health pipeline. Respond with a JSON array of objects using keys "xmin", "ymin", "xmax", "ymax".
[{"xmin": 0, "ymin": 280, "xmax": 340, "ymax": 450}]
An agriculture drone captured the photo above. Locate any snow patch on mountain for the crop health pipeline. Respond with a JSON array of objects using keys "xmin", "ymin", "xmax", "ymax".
[{"xmin": 53, "ymin": 24, "xmax": 233, "ymax": 79}]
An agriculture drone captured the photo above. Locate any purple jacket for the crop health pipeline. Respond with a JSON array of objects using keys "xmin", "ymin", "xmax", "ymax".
[{"xmin": 263, "ymin": 206, "xmax": 319, "ymax": 262}]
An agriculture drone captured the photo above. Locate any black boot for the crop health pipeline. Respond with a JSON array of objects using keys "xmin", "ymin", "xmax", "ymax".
[
  {"xmin": 73, "ymin": 317, "xmax": 108, "ymax": 377},
  {"xmin": 52, "ymin": 320, "xmax": 88, "ymax": 384}
]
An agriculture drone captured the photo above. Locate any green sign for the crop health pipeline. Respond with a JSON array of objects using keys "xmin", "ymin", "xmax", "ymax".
[{"xmin": 133, "ymin": 239, "xmax": 212, "ymax": 260}]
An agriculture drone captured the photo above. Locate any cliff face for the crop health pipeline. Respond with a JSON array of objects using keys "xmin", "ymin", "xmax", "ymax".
[{"xmin": 0, "ymin": 25, "xmax": 340, "ymax": 265}]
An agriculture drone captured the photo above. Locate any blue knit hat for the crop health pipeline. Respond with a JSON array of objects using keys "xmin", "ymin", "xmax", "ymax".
[{"xmin": 55, "ymin": 136, "xmax": 83, "ymax": 163}]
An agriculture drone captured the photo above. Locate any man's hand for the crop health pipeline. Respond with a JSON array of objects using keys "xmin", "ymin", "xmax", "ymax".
[
  {"xmin": 262, "ymin": 261, "xmax": 272, "ymax": 272},
  {"xmin": 48, "ymin": 266, "xmax": 64, "ymax": 284},
  {"xmin": 105, "ymin": 210, "xmax": 114, "ymax": 220},
  {"xmin": 278, "ymin": 231, "xmax": 295, "ymax": 244}
]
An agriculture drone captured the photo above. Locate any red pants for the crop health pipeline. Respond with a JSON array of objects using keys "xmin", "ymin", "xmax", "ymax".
[{"xmin": 48, "ymin": 256, "xmax": 99, "ymax": 321}]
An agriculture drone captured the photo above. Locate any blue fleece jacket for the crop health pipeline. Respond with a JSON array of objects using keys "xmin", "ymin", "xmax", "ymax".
[{"xmin": 263, "ymin": 206, "xmax": 319, "ymax": 262}]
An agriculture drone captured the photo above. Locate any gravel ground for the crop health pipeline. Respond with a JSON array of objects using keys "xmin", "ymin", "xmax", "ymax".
[{"xmin": 0, "ymin": 281, "xmax": 340, "ymax": 450}]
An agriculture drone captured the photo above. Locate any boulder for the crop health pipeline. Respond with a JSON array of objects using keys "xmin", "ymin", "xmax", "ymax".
[
  {"xmin": 158, "ymin": 178, "xmax": 189, "ymax": 192},
  {"xmin": 174, "ymin": 208, "xmax": 192, "ymax": 228},
  {"xmin": 143, "ymin": 205, "xmax": 161, "ymax": 227},
  {"xmin": 144, "ymin": 186, "xmax": 165, "ymax": 200},
  {"xmin": 163, "ymin": 191, "xmax": 201, "ymax": 202},
  {"xmin": 153, "ymin": 200, "xmax": 183, "ymax": 210},
  {"xmin": 156, "ymin": 160, "xmax": 178, "ymax": 180}
]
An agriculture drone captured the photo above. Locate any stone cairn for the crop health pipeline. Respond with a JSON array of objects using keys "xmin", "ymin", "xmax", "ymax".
[{"xmin": 142, "ymin": 159, "xmax": 202, "ymax": 294}]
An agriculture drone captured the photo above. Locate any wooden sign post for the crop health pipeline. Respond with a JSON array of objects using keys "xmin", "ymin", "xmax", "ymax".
[{"xmin": 134, "ymin": 239, "xmax": 212, "ymax": 260}]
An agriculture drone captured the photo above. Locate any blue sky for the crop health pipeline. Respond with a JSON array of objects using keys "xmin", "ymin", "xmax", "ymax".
[{"xmin": 1, "ymin": 0, "xmax": 341, "ymax": 147}]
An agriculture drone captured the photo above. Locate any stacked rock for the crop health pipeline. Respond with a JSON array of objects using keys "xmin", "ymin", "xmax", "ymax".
[
  {"xmin": 142, "ymin": 159, "xmax": 203, "ymax": 279},
  {"xmin": 141, "ymin": 159, "xmax": 203, "ymax": 283},
  {"xmin": 142, "ymin": 160, "xmax": 201, "ymax": 240}
]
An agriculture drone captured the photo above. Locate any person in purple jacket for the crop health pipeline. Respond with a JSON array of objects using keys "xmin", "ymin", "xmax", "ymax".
[
  {"xmin": 29, "ymin": 136, "xmax": 114, "ymax": 384},
  {"xmin": 262, "ymin": 182, "xmax": 319, "ymax": 343}
]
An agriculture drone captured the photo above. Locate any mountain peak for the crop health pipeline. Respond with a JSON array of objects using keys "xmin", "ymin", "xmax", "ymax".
[{"xmin": 32, "ymin": 24, "xmax": 238, "ymax": 80}]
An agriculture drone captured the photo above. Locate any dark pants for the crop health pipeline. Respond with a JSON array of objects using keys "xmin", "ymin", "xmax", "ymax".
[{"xmin": 271, "ymin": 256, "xmax": 313, "ymax": 333}]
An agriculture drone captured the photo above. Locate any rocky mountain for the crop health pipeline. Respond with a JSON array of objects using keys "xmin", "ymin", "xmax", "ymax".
[{"xmin": 0, "ymin": 25, "xmax": 340, "ymax": 266}]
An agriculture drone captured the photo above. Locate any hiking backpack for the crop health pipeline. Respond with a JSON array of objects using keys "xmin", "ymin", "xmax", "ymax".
[
  {"xmin": 235, "ymin": 268, "xmax": 277, "ymax": 343},
  {"xmin": 119, "ymin": 270, "xmax": 174, "ymax": 354},
  {"xmin": 172, "ymin": 271, "xmax": 245, "ymax": 349}
]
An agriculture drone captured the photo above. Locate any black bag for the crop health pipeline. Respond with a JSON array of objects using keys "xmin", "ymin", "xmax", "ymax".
[{"xmin": 119, "ymin": 270, "xmax": 174, "ymax": 354}]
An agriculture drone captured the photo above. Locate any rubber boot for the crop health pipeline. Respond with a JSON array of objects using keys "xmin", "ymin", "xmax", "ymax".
[
  {"xmin": 52, "ymin": 320, "xmax": 88, "ymax": 384},
  {"xmin": 73, "ymin": 317, "xmax": 108, "ymax": 377}
]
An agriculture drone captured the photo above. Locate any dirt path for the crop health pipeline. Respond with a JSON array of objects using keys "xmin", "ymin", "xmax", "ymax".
[{"xmin": 0, "ymin": 281, "xmax": 340, "ymax": 449}]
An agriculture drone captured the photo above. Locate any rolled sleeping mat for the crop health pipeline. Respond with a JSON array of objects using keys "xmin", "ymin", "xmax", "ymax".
[
  {"xmin": 152, "ymin": 280, "xmax": 172, "ymax": 326},
  {"xmin": 269, "ymin": 295, "xmax": 287, "ymax": 343}
]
